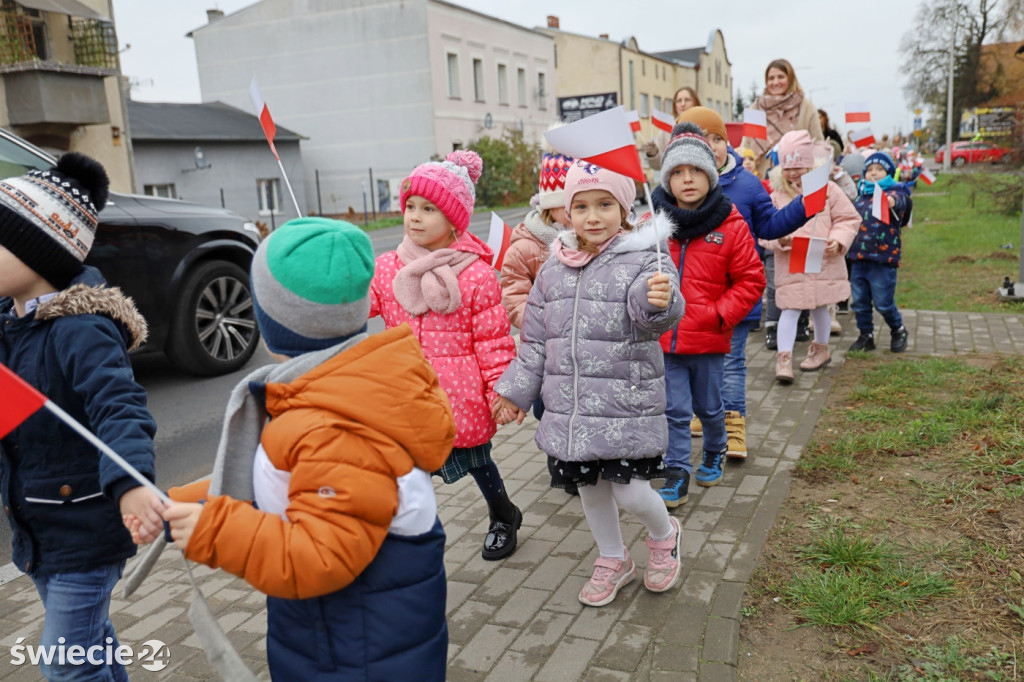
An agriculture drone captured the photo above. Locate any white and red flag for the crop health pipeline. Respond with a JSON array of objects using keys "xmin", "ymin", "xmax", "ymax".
[
  {"xmin": 650, "ymin": 107, "xmax": 674, "ymax": 134},
  {"xmin": 487, "ymin": 213, "xmax": 512, "ymax": 270},
  {"xmin": 789, "ymin": 236, "xmax": 828, "ymax": 274},
  {"xmin": 0, "ymin": 363, "xmax": 170, "ymax": 504},
  {"xmin": 543, "ymin": 106, "xmax": 646, "ymax": 183},
  {"xmin": 801, "ymin": 163, "xmax": 831, "ymax": 217},
  {"xmin": 845, "ymin": 102, "xmax": 871, "ymax": 124},
  {"xmin": 625, "ymin": 110, "xmax": 642, "ymax": 133},
  {"xmin": 918, "ymin": 166, "xmax": 936, "ymax": 186},
  {"xmin": 850, "ymin": 127, "xmax": 876, "ymax": 149},
  {"xmin": 871, "ymin": 184, "xmax": 890, "ymax": 225},
  {"xmin": 742, "ymin": 109, "xmax": 767, "ymax": 139},
  {"xmin": 249, "ymin": 77, "xmax": 279, "ymax": 160}
]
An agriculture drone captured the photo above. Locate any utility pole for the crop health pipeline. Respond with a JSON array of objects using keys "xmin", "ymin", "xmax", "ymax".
[{"xmin": 943, "ymin": 13, "xmax": 956, "ymax": 173}]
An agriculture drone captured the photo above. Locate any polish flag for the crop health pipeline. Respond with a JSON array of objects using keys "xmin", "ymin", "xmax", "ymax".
[
  {"xmin": 625, "ymin": 110, "xmax": 641, "ymax": 133},
  {"xmin": 845, "ymin": 102, "xmax": 871, "ymax": 124},
  {"xmin": 919, "ymin": 166, "xmax": 936, "ymax": 186},
  {"xmin": 249, "ymin": 77, "xmax": 279, "ymax": 160},
  {"xmin": 801, "ymin": 163, "xmax": 831, "ymax": 217},
  {"xmin": 872, "ymin": 184, "xmax": 890, "ymax": 225},
  {"xmin": 742, "ymin": 109, "xmax": 767, "ymax": 139},
  {"xmin": 544, "ymin": 106, "xmax": 646, "ymax": 183},
  {"xmin": 650, "ymin": 107, "xmax": 674, "ymax": 134},
  {"xmin": 487, "ymin": 212, "xmax": 512, "ymax": 270},
  {"xmin": 789, "ymin": 237, "xmax": 828, "ymax": 274},
  {"xmin": 0, "ymin": 363, "xmax": 46, "ymax": 438},
  {"xmin": 0, "ymin": 363, "xmax": 170, "ymax": 503},
  {"xmin": 850, "ymin": 127, "xmax": 876, "ymax": 149}
]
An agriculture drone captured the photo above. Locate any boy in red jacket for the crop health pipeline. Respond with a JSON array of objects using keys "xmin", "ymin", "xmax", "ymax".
[{"xmin": 649, "ymin": 123, "xmax": 766, "ymax": 505}]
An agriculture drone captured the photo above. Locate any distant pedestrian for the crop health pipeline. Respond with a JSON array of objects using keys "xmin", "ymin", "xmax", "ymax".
[
  {"xmin": 847, "ymin": 152, "xmax": 912, "ymax": 353},
  {"xmin": 645, "ymin": 86, "xmax": 701, "ymax": 170},
  {"xmin": 648, "ymin": 121, "xmax": 764, "ymax": 503},
  {"xmin": 0, "ymin": 154, "xmax": 162, "ymax": 682},
  {"xmin": 370, "ymin": 150, "xmax": 523, "ymax": 560},
  {"xmin": 492, "ymin": 161, "xmax": 685, "ymax": 607},
  {"xmin": 761, "ymin": 131, "xmax": 859, "ymax": 383},
  {"xmin": 160, "ymin": 218, "xmax": 454, "ymax": 681}
]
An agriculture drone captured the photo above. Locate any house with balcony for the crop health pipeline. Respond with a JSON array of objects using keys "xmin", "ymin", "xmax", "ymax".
[{"xmin": 0, "ymin": 0, "xmax": 132, "ymax": 190}]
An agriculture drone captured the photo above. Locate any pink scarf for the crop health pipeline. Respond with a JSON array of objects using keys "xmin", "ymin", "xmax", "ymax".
[
  {"xmin": 393, "ymin": 234, "xmax": 479, "ymax": 315},
  {"xmin": 750, "ymin": 90, "xmax": 805, "ymax": 157},
  {"xmin": 554, "ymin": 230, "xmax": 622, "ymax": 268}
]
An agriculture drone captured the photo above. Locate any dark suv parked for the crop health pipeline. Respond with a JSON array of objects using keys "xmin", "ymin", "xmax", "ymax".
[{"xmin": 0, "ymin": 128, "xmax": 262, "ymax": 376}]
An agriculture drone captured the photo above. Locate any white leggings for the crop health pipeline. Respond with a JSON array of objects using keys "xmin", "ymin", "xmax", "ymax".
[
  {"xmin": 778, "ymin": 306, "xmax": 830, "ymax": 352},
  {"xmin": 578, "ymin": 478, "xmax": 674, "ymax": 559}
]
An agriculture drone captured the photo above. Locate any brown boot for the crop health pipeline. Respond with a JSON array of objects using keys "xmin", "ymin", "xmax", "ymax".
[
  {"xmin": 725, "ymin": 411, "xmax": 747, "ymax": 458},
  {"xmin": 800, "ymin": 342, "xmax": 832, "ymax": 371},
  {"xmin": 775, "ymin": 351, "xmax": 794, "ymax": 384}
]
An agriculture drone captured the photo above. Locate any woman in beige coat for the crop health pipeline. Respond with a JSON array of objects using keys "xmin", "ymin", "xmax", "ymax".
[
  {"xmin": 760, "ymin": 131, "xmax": 859, "ymax": 384},
  {"xmin": 741, "ymin": 59, "xmax": 823, "ymax": 176}
]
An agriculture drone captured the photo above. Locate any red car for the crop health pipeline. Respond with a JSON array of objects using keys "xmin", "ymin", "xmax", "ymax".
[{"xmin": 934, "ymin": 141, "xmax": 1011, "ymax": 166}]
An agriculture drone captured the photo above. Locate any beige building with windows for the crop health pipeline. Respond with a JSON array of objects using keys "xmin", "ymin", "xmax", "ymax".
[{"xmin": 0, "ymin": 0, "xmax": 133, "ymax": 190}]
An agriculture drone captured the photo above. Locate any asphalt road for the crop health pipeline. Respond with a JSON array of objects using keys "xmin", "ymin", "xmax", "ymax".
[{"xmin": 0, "ymin": 207, "xmax": 530, "ymax": 569}]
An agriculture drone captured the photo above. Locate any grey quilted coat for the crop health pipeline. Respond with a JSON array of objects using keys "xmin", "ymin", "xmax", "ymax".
[{"xmin": 495, "ymin": 214, "xmax": 684, "ymax": 462}]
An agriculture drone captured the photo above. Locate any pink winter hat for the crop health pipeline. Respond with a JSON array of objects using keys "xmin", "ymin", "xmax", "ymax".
[
  {"xmin": 400, "ymin": 150, "xmax": 483, "ymax": 233},
  {"xmin": 777, "ymin": 130, "xmax": 815, "ymax": 169},
  {"xmin": 562, "ymin": 160, "xmax": 637, "ymax": 217}
]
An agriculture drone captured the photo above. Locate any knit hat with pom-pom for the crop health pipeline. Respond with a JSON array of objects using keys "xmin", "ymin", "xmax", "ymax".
[
  {"xmin": 660, "ymin": 121, "xmax": 719, "ymax": 193},
  {"xmin": 0, "ymin": 152, "xmax": 109, "ymax": 288},
  {"xmin": 400, "ymin": 150, "xmax": 483, "ymax": 233}
]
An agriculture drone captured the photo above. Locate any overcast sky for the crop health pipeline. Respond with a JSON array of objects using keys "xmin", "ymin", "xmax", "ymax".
[{"xmin": 112, "ymin": 0, "xmax": 928, "ymax": 141}]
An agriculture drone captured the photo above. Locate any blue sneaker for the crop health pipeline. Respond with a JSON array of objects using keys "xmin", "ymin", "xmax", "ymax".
[
  {"xmin": 658, "ymin": 468, "xmax": 689, "ymax": 508},
  {"xmin": 695, "ymin": 450, "xmax": 725, "ymax": 487}
]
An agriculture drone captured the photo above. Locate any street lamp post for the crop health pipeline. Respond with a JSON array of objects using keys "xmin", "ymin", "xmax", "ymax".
[{"xmin": 943, "ymin": 15, "xmax": 956, "ymax": 173}]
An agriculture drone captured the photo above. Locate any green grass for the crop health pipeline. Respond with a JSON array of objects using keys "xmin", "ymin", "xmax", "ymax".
[
  {"xmin": 898, "ymin": 173, "xmax": 1023, "ymax": 313},
  {"xmin": 839, "ymin": 636, "xmax": 1016, "ymax": 681}
]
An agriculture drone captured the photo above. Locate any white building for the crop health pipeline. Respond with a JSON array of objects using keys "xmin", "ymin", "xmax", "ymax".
[{"xmin": 190, "ymin": 0, "xmax": 555, "ymax": 216}]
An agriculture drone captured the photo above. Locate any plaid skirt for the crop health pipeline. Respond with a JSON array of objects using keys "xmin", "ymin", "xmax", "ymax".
[
  {"xmin": 434, "ymin": 442, "xmax": 493, "ymax": 484},
  {"xmin": 547, "ymin": 455, "xmax": 665, "ymax": 489}
]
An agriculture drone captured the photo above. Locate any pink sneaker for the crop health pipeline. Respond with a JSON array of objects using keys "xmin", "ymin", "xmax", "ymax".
[
  {"xmin": 578, "ymin": 549, "xmax": 637, "ymax": 607},
  {"xmin": 644, "ymin": 517, "xmax": 682, "ymax": 592}
]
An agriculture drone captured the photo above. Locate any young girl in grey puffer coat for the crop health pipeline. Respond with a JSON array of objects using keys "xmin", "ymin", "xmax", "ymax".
[{"xmin": 493, "ymin": 160, "xmax": 685, "ymax": 607}]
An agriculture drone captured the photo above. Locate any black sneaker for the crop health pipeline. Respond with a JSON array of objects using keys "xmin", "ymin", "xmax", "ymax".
[
  {"xmin": 482, "ymin": 506, "xmax": 522, "ymax": 561},
  {"xmin": 849, "ymin": 332, "xmax": 876, "ymax": 352},
  {"xmin": 890, "ymin": 325, "xmax": 908, "ymax": 353},
  {"xmin": 657, "ymin": 468, "xmax": 690, "ymax": 508},
  {"xmin": 765, "ymin": 326, "xmax": 778, "ymax": 350}
]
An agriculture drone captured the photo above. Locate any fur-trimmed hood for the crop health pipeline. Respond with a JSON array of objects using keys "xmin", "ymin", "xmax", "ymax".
[{"xmin": 12, "ymin": 267, "xmax": 149, "ymax": 351}]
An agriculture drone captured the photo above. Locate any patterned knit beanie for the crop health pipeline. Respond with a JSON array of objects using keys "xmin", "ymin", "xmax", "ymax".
[
  {"xmin": 863, "ymin": 151, "xmax": 896, "ymax": 178},
  {"xmin": 0, "ymin": 152, "xmax": 109, "ymax": 289},
  {"xmin": 563, "ymin": 159, "xmax": 637, "ymax": 217},
  {"xmin": 400, "ymin": 150, "xmax": 483, "ymax": 234},
  {"xmin": 674, "ymin": 106, "xmax": 729, "ymax": 145},
  {"xmin": 777, "ymin": 130, "xmax": 815, "ymax": 169},
  {"xmin": 250, "ymin": 217, "xmax": 374, "ymax": 357},
  {"xmin": 538, "ymin": 151, "xmax": 573, "ymax": 210},
  {"xmin": 660, "ymin": 121, "xmax": 720, "ymax": 193}
]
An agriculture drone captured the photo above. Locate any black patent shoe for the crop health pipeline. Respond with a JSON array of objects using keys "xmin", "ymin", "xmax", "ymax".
[
  {"xmin": 849, "ymin": 333, "xmax": 876, "ymax": 352},
  {"xmin": 482, "ymin": 506, "xmax": 522, "ymax": 560},
  {"xmin": 765, "ymin": 326, "xmax": 778, "ymax": 350},
  {"xmin": 890, "ymin": 326, "xmax": 908, "ymax": 353}
]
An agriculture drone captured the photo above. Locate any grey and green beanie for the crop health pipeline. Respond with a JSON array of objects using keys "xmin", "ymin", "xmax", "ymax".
[{"xmin": 251, "ymin": 217, "xmax": 374, "ymax": 357}]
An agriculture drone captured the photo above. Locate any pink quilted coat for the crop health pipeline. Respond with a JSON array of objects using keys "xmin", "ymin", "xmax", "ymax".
[{"xmin": 369, "ymin": 232, "xmax": 517, "ymax": 448}]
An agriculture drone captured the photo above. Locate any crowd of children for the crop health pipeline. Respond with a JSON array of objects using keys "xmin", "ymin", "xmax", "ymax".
[{"xmin": 0, "ymin": 77, "xmax": 928, "ymax": 678}]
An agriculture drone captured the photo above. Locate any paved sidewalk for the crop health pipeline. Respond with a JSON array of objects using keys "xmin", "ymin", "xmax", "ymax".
[{"xmin": 0, "ymin": 310, "xmax": 1020, "ymax": 681}]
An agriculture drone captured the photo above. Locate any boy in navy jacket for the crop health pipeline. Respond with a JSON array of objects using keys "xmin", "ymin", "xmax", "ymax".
[{"xmin": 0, "ymin": 154, "xmax": 162, "ymax": 681}]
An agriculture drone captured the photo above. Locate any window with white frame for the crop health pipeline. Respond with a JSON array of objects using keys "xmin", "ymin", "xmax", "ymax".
[
  {"xmin": 537, "ymin": 72, "xmax": 546, "ymax": 110},
  {"xmin": 517, "ymin": 67, "xmax": 527, "ymax": 107},
  {"xmin": 653, "ymin": 95, "xmax": 662, "ymax": 114},
  {"xmin": 472, "ymin": 58, "xmax": 484, "ymax": 101},
  {"xmin": 257, "ymin": 178, "xmax": 281, "ymax": 215},
  {"xmin": 497, "ymin": 63, "xmax": 509, "ymax": 105},
  {"xmin": 639, "ymin": 93, "xmax": 649, "ymax": 118},
  {"xmin": 144, "ymin": 183, "xmax": 176, "ymax": 199},
  {"xmin": 446, "ymin": 52, "xmax": 460, "ymax": 99}
]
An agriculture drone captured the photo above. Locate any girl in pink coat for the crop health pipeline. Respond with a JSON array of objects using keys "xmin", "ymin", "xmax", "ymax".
[
  {"xmin": 760, "ymin": 131, "xmax": 860, "ymax": 384},
  {"xmin": 369, "ymin": 150, "xmax": 521, "ymax": 560}
]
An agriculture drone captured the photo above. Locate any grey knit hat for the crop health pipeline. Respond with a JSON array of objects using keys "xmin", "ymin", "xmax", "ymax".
[
  {"xmin": 660, "ymin": 122, "xmax": 719, "ymax": 193},
  {"xmin": 250, "ymin": 217, "xmax": 374, "ymax": 357}
]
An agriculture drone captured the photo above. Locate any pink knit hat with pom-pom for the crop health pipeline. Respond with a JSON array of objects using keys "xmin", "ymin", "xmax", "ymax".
[{"xmin": 400, "ymin": 150, "xmax": 483, "ymax": 233}]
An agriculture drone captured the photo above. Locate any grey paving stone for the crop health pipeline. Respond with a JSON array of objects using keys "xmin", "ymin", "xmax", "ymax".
[
  {"xmin": 510, "ymin": 610, "xmax": 573, "ymax": 655},
  {"xmin": 582, "ymin": 667, "xmax": 632, "ymax": 681},
  {"xmin": 450, "ymin": 623, "xmax": 518, "ymax": 673},
  {"xmin": 676, "ymin": 570, "xmax": 719, "ymax": 606},
  {"xmin": 656, "ymin": 603, "xmax": 705, "ymax": 646},
  {"xmin": 594, "ymin": 621, "xmax": 654, "ymax": 671},
  {"xmin": 532, "ymin": 636, "xmax": 600, "ymax": 682},
  {"xmin": 491, "ymin": 587, "xmax": 549, "ymax": 628},
  {"xmin": 448, "ymin": 600, "xmax": 498, "ymax": 645},
  {"xmin": 710, "ymin": 581, "xmax": 746, "ymax": 621},
  {"xmin": 651, "ymin": 642, "xmax": 698, "ymax": 672},
  {"xmin": 699, "ymin": 661, "xmax": 738, "ymax": 682},
  {"xmin": 488, "ymin": 649, "xmax": 549, "ymax": 681},
  {"xmin": 703, "ymin": 616, "xmax": 739, "ymax": 664},
  {"xmin": 473, "ymin": 567, "xmax": 531, "ymax": 605}
]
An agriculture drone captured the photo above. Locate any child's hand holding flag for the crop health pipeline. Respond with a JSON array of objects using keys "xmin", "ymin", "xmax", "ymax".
[{"xmin": 647, "ymin": 272, "xmax": 672, "ymax": 308}]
